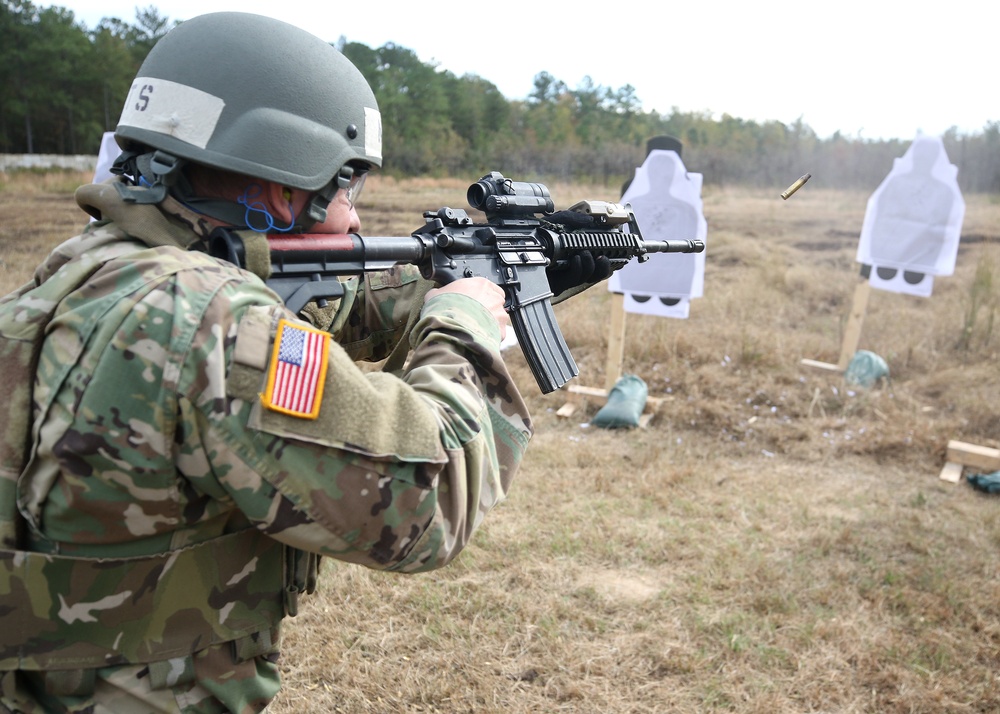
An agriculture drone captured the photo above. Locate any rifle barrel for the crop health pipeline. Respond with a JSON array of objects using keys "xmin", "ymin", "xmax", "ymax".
[{"xmin": 644, "ymin": 239, "xmax": 705, "ymax": 254}]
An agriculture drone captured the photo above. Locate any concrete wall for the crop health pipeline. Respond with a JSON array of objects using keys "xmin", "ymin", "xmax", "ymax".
[{"xmin": 0, "ymin": 154, "xmax": 98, "ymax": 172}]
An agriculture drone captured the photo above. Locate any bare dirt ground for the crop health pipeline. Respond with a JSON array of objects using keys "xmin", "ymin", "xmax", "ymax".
[{"xmin": 2, "ymin": 172, "xmax": 999, "ymax": 713}]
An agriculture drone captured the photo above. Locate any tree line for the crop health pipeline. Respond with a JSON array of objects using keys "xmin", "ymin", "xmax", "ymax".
[{"xmin": 2, "ymin": 0, "xmax": 998, "ymax": 193}]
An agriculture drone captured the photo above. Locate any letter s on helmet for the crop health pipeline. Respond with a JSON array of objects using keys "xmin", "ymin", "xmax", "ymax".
[{"xmin": 114, "ymin": 12, "xmax": 381, "ymax": 224}]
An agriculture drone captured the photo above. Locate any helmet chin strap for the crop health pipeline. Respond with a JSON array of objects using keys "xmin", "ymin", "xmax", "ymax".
[{"xmin": 111, "ymin": 149, "xmax": 355, "ymax": 233}]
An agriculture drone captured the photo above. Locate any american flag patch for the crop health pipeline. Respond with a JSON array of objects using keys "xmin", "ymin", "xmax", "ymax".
[{"xmin": 262, "ymin": 319, "xmax": 330, "ymax": 419}]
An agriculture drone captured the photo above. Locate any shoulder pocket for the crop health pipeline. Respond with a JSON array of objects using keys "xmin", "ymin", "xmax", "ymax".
[{"xmin": 228, "ymin": 306, "xmax": 445, "ymax": 464}]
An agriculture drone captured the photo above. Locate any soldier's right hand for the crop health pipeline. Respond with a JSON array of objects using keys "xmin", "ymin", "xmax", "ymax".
[{"xmin": 424, "ymin": 278, "xmax": 510, "ymax": 341}]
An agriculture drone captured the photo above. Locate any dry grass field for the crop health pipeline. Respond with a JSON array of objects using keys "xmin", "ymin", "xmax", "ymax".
[{"xmin": 2, "ymin": 171, "xmax": 999, "ymax": 713}]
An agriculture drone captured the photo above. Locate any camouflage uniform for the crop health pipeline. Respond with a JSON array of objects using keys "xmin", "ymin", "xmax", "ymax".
[{"xmin": 0, "ymin": 180, "xmax": 532, "ymax": 713}]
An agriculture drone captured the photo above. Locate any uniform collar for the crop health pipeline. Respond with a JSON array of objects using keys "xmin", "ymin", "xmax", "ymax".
[{"xmin": 75, "ymin": 178, "xmax": 216, "ymax": 250}]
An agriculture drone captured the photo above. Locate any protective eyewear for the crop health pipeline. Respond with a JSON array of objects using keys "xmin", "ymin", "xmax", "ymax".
[{"xmin": 345, "ymin": 170, "xmax": 367, "ymax": 206}]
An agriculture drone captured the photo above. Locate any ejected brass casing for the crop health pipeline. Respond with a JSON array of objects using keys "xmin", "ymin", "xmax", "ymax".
[{"xmin": 781, "ymin": 173, "xmax": 811, "ymax": 200}]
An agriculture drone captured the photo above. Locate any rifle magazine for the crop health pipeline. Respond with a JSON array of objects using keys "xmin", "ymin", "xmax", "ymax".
[{"xmin": 510, "ymin": 299, "xmax": 579, "ymax": 394}]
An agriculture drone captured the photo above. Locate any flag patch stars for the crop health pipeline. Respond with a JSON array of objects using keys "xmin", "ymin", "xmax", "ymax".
[{"xmin": 263, "ymin": 319, "xmax": 330, "ymax": 419}]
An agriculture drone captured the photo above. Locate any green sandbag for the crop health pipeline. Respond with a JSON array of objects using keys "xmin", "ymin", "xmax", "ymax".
[
  {"xmin": 843, "ymin": 350, "xmax": 889, "ymax": 388},
  {"xmin": 592, "ymin": 374, "xmax": 648, "ymax": 429},
  {"xmin": 967, "ymin": 471, "xmax": 1000, "ymax": 494}
]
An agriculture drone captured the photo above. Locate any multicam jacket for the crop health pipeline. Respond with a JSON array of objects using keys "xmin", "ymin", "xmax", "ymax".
[{"xmin": 0, "ymin": 182, "xmax": 532, "ymax": 713}]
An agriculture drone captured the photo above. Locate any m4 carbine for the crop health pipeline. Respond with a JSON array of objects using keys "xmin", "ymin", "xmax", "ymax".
[{"xmin": 206, "ymin": 171, "xmax": 704, "ymax": 394}]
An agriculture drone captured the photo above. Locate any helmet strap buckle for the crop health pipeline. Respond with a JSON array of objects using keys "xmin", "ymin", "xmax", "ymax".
[
  {"xmin": 335, "ymin": 164, "xmax": 355, "ymax": 191},
  {"xmin": 303, "ymin": 165, "xmax": 353, "ymax": 226},
  {"xmin": 150, "ymin": 150, "xmax": 185, "ymax": 187},
  {"xmin": 112, "ymin": 150, "xmax": 186, "ymax": 206}
]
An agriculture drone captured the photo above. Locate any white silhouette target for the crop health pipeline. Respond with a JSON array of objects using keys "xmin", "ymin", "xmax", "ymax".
[
  {"xmin": 93, "ymin": 131, "xmax": 119, "ymax": 184},
  {"xmin": 609, "ymin": 150, "xmax": 707, "ymax": 318},
  {"xmin": 857, "ymin": 135, "xmax": 964, "ymax": 296}
]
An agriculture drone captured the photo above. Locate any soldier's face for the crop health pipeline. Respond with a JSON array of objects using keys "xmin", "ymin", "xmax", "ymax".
[{"xmin": 310, "ymin": 188, "xmax": 361, "ymax": 234}]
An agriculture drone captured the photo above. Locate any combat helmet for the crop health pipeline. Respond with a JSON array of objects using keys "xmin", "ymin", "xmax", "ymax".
[{"xmin": 113, "ymin": 11, "xmax": 382, "ymax": 228}]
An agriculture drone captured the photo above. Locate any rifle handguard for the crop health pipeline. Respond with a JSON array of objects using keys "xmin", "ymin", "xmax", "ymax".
[{"xmin": 197, "ymin": 172, "xmax": 705, "ymax": 394}]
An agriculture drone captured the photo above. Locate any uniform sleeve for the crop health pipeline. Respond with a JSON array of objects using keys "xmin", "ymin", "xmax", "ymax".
[{"xmin": 178, "ymin": 276, "xmax": 532, "ymax": 573}]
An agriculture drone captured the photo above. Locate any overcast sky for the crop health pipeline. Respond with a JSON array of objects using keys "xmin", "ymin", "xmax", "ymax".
[{"xmin": 55, "ymin": 0, "xmax": 994, "ymax": 142}]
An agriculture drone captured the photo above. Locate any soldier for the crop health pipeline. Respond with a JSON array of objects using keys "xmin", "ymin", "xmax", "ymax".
[{"xmin": 0, "ymin": 12, "xmax": 611, "ymax": 713}]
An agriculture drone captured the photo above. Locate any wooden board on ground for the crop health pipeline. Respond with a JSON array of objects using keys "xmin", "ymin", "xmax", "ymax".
[
  {"xmin": 939, "ymin": 461, "xmax": 964, "ymax": 484},
  {"xmin": 946, "ymin": 440, "xmax": 1000, "ymax": 472},
  {"xmin": 800, "ymin": 358, "xmax": 841, "ymax": 373},
  {"xmin": 938, "ymin": 441, "xmax": 1000, "ymax": 483}
]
